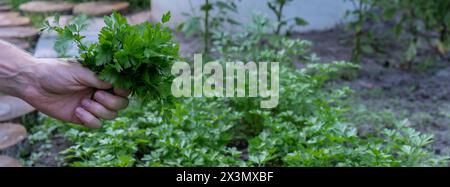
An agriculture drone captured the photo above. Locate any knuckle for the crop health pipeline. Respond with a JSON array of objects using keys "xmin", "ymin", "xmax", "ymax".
[{"xmin": 94, "ymin": 91, "xmax": 104, "ymax": 101}]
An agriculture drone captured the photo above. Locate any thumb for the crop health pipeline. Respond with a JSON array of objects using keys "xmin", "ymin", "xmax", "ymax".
[
  {"xmin": 65, "ymin": 59, "xmax": 112, "ymax": 90},
  {"xmin": 79, "ymin": 69, "xmax": 112, "ymax": 90}
]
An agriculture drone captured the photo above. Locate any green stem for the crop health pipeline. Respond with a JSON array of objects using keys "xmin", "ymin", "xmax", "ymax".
[
  {"xmin": 204, "ymin": 0, "xmax": 210, "ymax": 58},
  {"xmin": 275, "ymin": 2, "xmax": 285, "ymax": 35},
  {"xmin": 352, "ymin": 0, "xmax": 364, "ymax": 63}
]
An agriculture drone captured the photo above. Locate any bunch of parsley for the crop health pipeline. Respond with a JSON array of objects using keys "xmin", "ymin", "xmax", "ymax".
[{"xmin": 45, "ymin": 12, "xmax": 179, "ymax": 102}]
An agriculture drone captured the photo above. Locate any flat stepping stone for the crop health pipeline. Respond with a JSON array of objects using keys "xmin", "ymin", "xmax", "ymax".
[
  {"xmin": 19, "ymin": 1, "xmax": 74, "ymax": 14},
  {"xmin": 0, "ymin": 95, "xmax": 34, "ymax": 121},
  {"xmin": 0, "ymin": 26, "xmax": 39, "ymax": 39},
  {"xmin": 127, "ymin": 10, "xmax": 151, "ymax": 25},
  {"xmin": 0, "ymin": 12, "xmax": 20, "ymax": 19},
  {"xmin": 0, "ymin": 15, "xmax": 30, "ymax": 27},
  {"xmin": 73, "ymin": 1, "xmax": 129, "ymax": 16},
  {"xmin": 0, "ymin": 4, "xmax": 11, "ymax": 12},
  {"xmin": 0, "ymin": 155, "xmax": 21, "ymax": 167},
  {"xmin": 0, "ymin": 123, "xmax": 27, "ymax": 150}
]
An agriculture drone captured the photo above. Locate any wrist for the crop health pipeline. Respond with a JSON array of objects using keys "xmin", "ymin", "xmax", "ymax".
[
  {"xmin": 0, "ymin": 56, "xmax": 41, "ymax": 99},
  {"xmin": 18, "ymin": 59, "xmax": 44, "ymax": 100},
  {"xmin": 19, "ymin": 63, "xmax": 41, "ymax": 100}
]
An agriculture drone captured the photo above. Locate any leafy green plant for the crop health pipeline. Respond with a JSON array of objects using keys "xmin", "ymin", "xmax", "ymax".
[
  {"xmin": 39, "ymin": 16, "xmax": 446, "ymax": 167},
  {"xmin": 178, "ymin": 0, "xmax": 240, "ymax": 58},
  {"xmin": 23, "ymin": 5, "xmax": 448, "ymax": 167},
  {"xmin": 267, "ymin": 0, "xmax": 308, "ymax": 36},
  {"xmin": 44, "ymin": 12, "xmax": 179, "ymax": 102},
  {"xmin": 59, "ymin": 98, "xmax": 245, "ymax": 167},
  {"xmin": 49, "ymin": 61, "xmax": 446, "ymax": 167},
  {"xmin": 50, "ymin": 14, "xmax": 90, "ymax": 57},
  {"xmin": 212, "ymin": 14, "xmax": 314, "ymax": 68},
  {"xmin": 347, "ymin": 0, "xmax": 450, "ymax": 67},
  {"xmin": 424, "ymin": 1, "xmax": 450, "ymax": 51},
  {"xmin": 345, "ymin": 0, "xmax": 377, "ymax": 63},
  {"xmin": 380, "ymin": 0, "xmax": 450, "ymax": 67},
  {"xmin": 377, "ymin": 0, "xmax": 422, "ymax": 69}
]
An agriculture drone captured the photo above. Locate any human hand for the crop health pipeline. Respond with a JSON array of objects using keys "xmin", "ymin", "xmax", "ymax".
[{"xmin": 20, "ymin": 58, "xmax": 130, "ymax": 129}]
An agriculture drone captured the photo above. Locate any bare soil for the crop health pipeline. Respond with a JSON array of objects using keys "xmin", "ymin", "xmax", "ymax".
[{"xmin": 297, "ymin": 27, "xmax": 450, "ymax": 156}]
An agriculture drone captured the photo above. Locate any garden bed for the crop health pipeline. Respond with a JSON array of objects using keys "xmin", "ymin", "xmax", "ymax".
[
  {"xmin": 2, "ymin": 0, "xmax": 448, "ymax": 167},
  {"xmin": 21, "ymin": 24, "xmax": 450, "ymax": 166}
]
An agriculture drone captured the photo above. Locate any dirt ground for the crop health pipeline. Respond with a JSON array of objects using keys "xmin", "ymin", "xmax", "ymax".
[{"xmin": 297, "ymin": 27, "xmax": 450, "ymax": 156}]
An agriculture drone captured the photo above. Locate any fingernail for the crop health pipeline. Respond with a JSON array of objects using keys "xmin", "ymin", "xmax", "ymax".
[{"xmin": 75, "ymin": 107, "xmax": 83, "ymax": 118}]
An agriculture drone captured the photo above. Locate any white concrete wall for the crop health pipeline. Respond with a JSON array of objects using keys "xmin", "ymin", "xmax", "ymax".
[{"xmin": 151, "ymin": 0, "xmax": 354, "ymax": 32}]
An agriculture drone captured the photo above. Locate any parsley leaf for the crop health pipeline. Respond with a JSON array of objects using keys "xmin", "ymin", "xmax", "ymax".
[
  {"xmin": 47, "ymin": 12, "xmax": 179, "ymax": 103},
  {"xmin": 162, "ymin": 11, "xmax": 171, "ymax": 24}
]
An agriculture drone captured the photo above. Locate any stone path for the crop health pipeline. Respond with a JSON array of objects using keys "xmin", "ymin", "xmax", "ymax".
[
  {"xmin": 0, "ymin": 12, "xmax": 18, "ymax": 18},
  {"xmin": 0, "ymin": 95, "xmax": 34, "ymax": 122},
  {"xmin": 0, "ymin": 26, "xmax": 38, "ymax": 39},
  {"xmin": 0, "ymin": 155, "xmax": 21, "ymax": 167},
  {"xmin": 0, "ymin": 4, "xmax": 10, "ymax": 12},
  {"xmin": 0, "ymin": 0, "xmax": 148, "ymax": 54},
  {"xmin": 127, "ymin": 10, "xmax": 152, "ymax": 25},
  {"xmin": 19, "ymin": 1, "xmax": 74, "ymax": 14},
  {"xmin": 0, "ymin": 123, "xmax": 27, "ymax": 167},
  {"xmin": 73, "ymin": 1, "xmax": 129, "ymax": 16},
  {"xmin": 0, "ymin": 15, "xmax": 30, "ymax": 27},
  {"xmin": 0, "ymin": 123, "xmax": 27, "ymax": 150},
  {"xmin": 0, "ymin": 2, "xmax": 38, "ymax": 50}
]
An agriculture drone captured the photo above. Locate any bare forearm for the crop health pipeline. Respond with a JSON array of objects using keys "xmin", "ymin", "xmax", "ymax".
[{"xmin": 0, "ymin": 40, "xmax": 38, "ymax": 98}]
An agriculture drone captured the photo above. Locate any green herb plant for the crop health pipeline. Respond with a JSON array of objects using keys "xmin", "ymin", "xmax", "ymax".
[
  {"xmin": 177, "ymin": 0, "xmax": 240, "ymax": 58},
  {"xmin": 22, "ymin": 3, "xmax": 449, "ymax": 167},
  {"xmin": 345, "ymin": 0, "xmax": 377, "ymax": 64},
  {"xmin": 378, "ymin": 0, "xmax": 450, "ymax": 69},
  {"xmin": 44, "ymin": 12, "xmax": 179, "ymax": 102},
  {"xmin": 347, "ymin": 0, "xmax": 450, "ymax": 68},
  {"xmin": 267, "ymin": 0, "xmax": 308, "ymax": 36},
  {"xmin": 35, "ymin": 16, "xmax": 448, "ymax": 167}
]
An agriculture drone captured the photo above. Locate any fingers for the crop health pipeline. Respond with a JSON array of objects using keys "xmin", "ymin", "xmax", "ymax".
[
  {"xmin": 93, "ymin": 90, "xmax": 129, "ymax": 110},
  {"xmin": 76, "ymin": 92, "xmax": 127, "ymax": 129},
  {"xmin": 113, "ymin": 88, "xmax": 131, "ymax": 97},
  {"xmin": 76, "ymin": 90, "xmax": 129, "ymax": 129},
  {"xmin": 81, "ymin": 99, "xmax": 117, "ymax": 120},
  {"xmin": 75, "ymin": 107, "xmax": 102, "ymax": 129}
]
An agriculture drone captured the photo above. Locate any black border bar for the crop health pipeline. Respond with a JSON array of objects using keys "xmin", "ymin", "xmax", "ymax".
[{"xmin": 1, "ymin": 167, "xmax": 448, "ymax": 185}]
